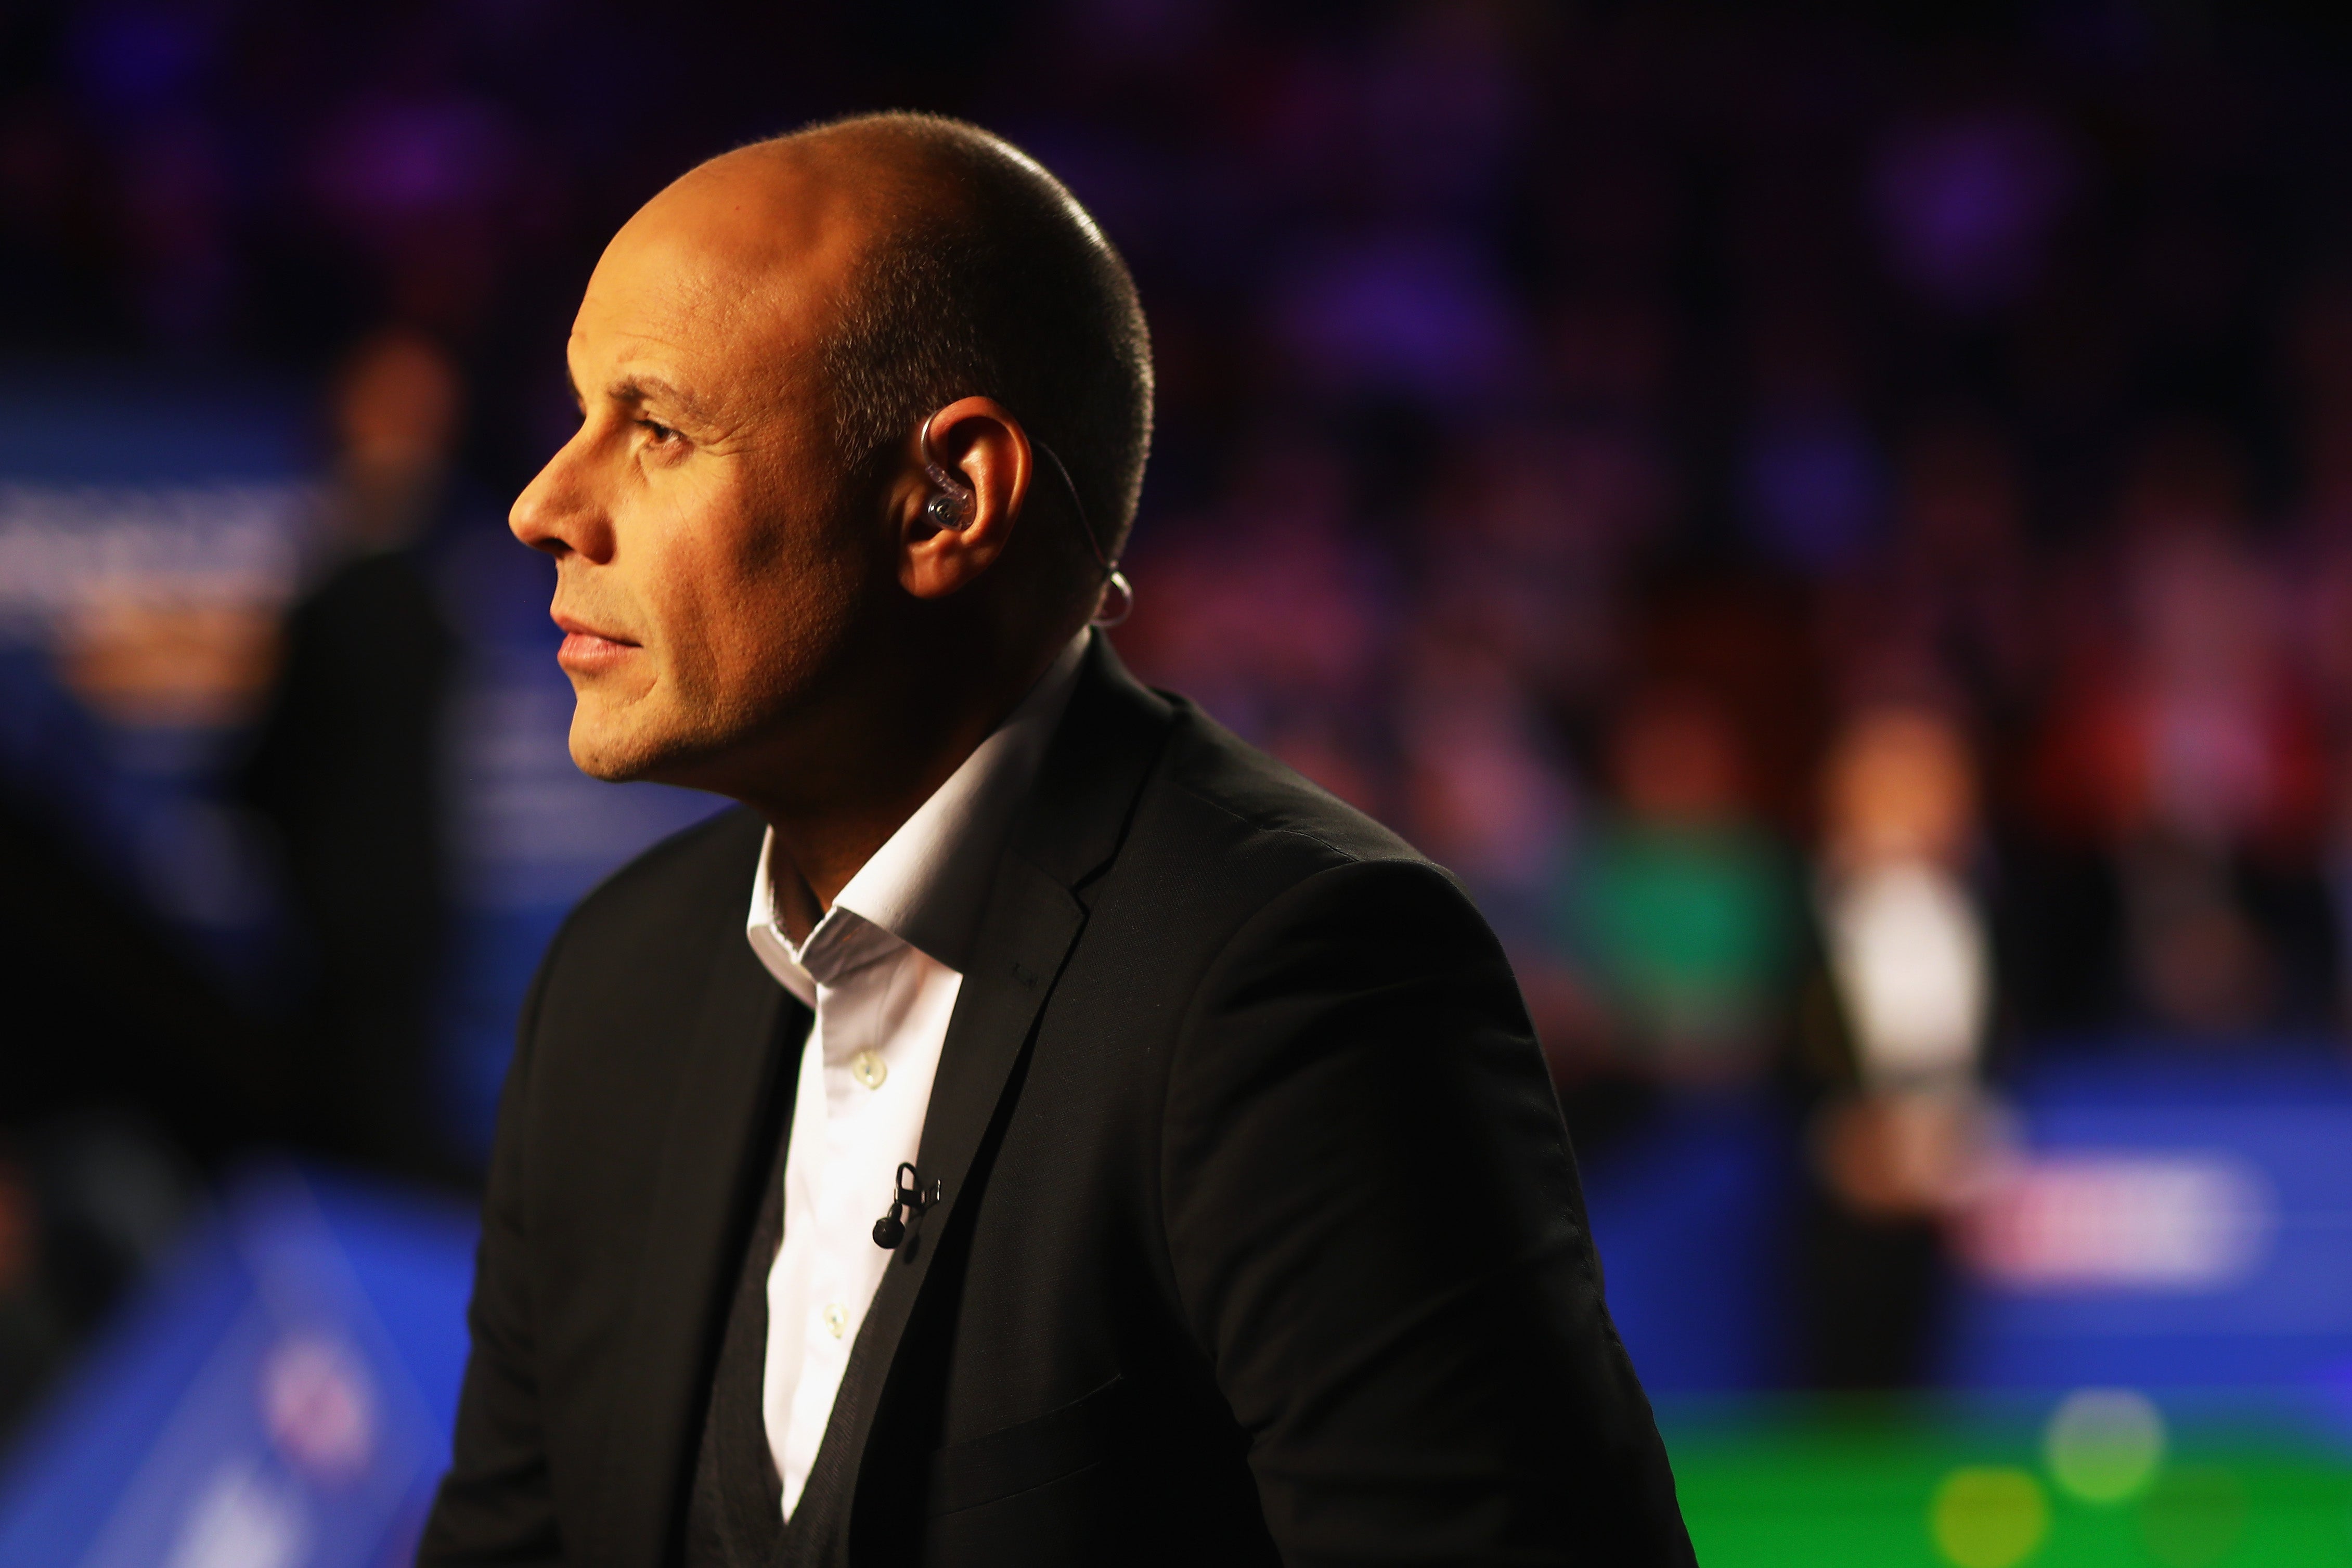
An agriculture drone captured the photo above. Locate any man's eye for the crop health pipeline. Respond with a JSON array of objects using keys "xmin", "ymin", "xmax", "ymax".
[{"xmin": 641, "ymin": 419, "xmax": 679, "ymax": 444}]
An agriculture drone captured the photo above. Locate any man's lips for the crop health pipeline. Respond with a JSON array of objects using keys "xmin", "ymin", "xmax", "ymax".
[{"xmin": 553, "ymin": 611, "xmax": 641, "ymax": 673}]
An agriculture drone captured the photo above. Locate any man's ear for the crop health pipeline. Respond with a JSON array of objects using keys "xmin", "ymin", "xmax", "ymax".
[{"xmin": 899, "ymin": 396, "xmax": 1031, "ymax": 600}]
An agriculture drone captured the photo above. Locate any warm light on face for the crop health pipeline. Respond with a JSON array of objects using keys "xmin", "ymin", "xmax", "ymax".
[{"xmin": 508, "ymin": 166, "xmax": 875, "ymax": 792}]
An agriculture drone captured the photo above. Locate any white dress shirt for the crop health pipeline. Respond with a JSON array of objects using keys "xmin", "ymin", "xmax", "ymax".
[{"xmin": 743, "ymin": 630, "xmax": 1089, "ymax": 1521}]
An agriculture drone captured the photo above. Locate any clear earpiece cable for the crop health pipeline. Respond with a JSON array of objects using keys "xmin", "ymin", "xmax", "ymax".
[{"xmin": 1032, "ymin": 438, "xmax": 1132, "ymax": 628}]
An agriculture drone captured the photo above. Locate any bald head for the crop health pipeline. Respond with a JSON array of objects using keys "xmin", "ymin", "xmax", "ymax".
[{"xmin": 624, "ymin": 124, "xmax": 917, "ymax": 327}]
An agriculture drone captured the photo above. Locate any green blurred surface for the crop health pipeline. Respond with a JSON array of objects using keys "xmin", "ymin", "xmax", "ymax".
[{"xmin": 1661, "ymin": 1399, "xmax": 2352, "ymax": 1566}]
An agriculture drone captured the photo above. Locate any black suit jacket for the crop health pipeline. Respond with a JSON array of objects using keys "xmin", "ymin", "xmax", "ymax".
[{"xmin": 420, "ymin": 640, "xmax": 1692, "ymax": 1566}]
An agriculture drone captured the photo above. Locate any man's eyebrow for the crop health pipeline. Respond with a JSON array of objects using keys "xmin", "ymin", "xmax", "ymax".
[{"xmin": 605, "ymin": 373, "xmax": 711, "ymax": 422}]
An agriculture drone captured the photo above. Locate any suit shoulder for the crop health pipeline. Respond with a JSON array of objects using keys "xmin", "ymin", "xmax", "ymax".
[{"xmin": 1138, "ymin": 698, "xmax": 1427, "ymax": 884}]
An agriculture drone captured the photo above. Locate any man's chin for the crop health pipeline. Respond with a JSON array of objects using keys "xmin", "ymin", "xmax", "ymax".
[
  {"xmin": 567, "ymin": 709, "xmax": 742, "ymax": 791},
  {"xmin": 567, "ymin": 716, "xmax": 677, "ymax": 785},
  {"xmin": 569, "ymin": 746, "xmax": 648, "ymax": 784}
]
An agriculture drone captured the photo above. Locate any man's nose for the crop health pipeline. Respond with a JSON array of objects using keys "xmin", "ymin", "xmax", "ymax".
[{"xmin": 510, "ymin": 430, "xmax": 613, "ymax": 562}]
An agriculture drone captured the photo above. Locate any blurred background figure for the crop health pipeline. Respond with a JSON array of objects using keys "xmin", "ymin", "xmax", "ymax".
[
  {"xmin": 1806, "ymin": 703, "xmax": 1997, "ymax": 1389},
  {"xmin": 1562, "ymin": 683, "xmax": 1801, "ymax": 1091},
  {"xmin": 239, "ymin": 329, "xmax": 462, "ymax": 1182}
]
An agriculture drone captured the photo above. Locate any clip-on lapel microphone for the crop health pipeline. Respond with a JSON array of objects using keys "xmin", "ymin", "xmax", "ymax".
[{"xmin": 873, "ymin": 1161, "xmax": 941, "ymax": 1250}]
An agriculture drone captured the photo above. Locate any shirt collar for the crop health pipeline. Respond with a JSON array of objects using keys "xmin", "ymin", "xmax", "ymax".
[{"xmin": 747, "ymin": 629, "xmax": 1091, "ymax": 1003}]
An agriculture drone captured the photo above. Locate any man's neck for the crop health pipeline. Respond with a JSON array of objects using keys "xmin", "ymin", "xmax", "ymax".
[
  {"xmin": 758, "ymin": 710, "xmax": 993, "ymax": 939},
  {"xmin": 746, "ymin": 631, "xmax": 1074, "ymax": 938}
]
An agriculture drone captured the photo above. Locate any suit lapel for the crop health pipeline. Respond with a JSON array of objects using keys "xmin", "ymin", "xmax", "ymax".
[
  {"xmin": 783, "ymin": 854, "xmax": 1082, "ymax": 1566},
  {"xmin": 785, "ymin": 639, "xmax": 1174, "ymax": 1564},
  {"xmin": 587, "ymin": 937, "xmax": 805, "ymax": 1568}
]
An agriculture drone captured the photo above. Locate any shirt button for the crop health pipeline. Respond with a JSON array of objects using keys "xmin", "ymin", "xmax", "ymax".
[
  {"xmin": 823, "ymin": 1303, "xmax": 848, "ymax": 1338},
  {"xmin": 849, "ymin": 1049, "xmax": 887, "ymax": 1089}
]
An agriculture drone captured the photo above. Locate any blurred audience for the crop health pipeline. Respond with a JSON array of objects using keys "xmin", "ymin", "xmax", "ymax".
[{"xmin": 2029, "ymin": 431, "xmax": 2335, "ymax": 1036}]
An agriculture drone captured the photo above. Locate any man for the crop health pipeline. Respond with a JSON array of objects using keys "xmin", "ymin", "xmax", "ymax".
[{"xmin": 421, "ymin": 113, "xmax": 1691, "ymax": 1567}]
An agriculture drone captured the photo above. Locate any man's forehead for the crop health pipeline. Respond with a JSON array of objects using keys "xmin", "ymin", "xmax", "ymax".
[
  {"xmin": 572, "ymin": 151, "xmax": 873, "ymax": 375},
  {"xmin": 575, "ymin": 245, "xmax": 765, "ymax": 353}
]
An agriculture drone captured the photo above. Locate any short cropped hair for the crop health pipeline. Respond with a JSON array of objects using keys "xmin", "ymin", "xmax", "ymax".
[{"xmin": 789, "ymin": 112, "xmax": 1154, "ymax": 566}]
